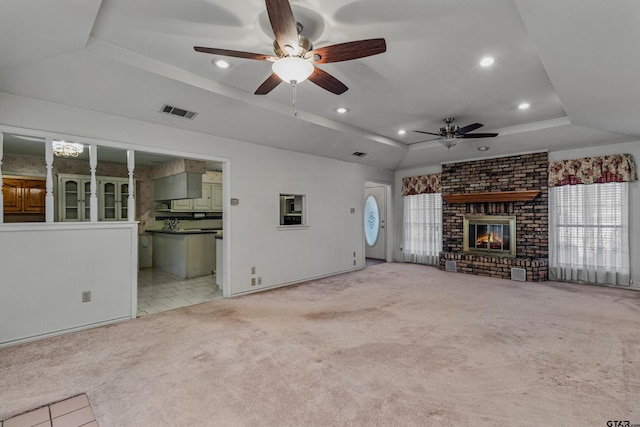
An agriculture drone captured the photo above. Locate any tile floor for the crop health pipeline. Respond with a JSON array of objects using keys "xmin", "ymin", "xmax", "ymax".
[
  {"xmin": 1, "ymin": 394, "xmax": 97, "ymax": 427},
  {"xmin": 137, "ymin": 268, "xmax": 222, "ymax": 316}
]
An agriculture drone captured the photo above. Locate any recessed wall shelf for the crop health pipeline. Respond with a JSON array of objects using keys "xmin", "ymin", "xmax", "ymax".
[{"xmin": 442, "ymin": 190, "xmax": 540, "ymax": 204}]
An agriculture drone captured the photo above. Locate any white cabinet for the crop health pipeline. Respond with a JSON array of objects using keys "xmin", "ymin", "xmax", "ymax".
[
  {"xmin": 170, "ymin": 198, "xmax": 194, "ymax": 212},
  {"xmin": 99, "ymin": 178, "xmax": 132, "ymax": 221},
  {"xmin": 168, "ymin": 183, "xmax": 222, "ymax": 212},
  {"xmin": 153, "ymin": 232, "xmax": 216, "ymax": 279},
  {"xmin": 211, "ymin": 183, "xmax": 223, "ymax": 211},
  {"xmin": 58, "ymin": 174, "xmax": 134, "ymax": 222},
  {"xmin": 58, "ymin": 175, "xmax": 92, "ymax": 222}
]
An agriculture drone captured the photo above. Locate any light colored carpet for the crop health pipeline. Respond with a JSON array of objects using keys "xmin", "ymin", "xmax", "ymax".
[{"xmin": 1, "ymin": 263, "xmax": 639, "ymax": 426}]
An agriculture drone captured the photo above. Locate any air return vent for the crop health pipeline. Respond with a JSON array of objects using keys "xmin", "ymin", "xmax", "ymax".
[
  {"xmin": 352, "ymin": 152, "xmax": 367, "ymax": 157},
  {"xmin": 161, "ymin": 104, "xmax": 198, "ymax": 120},
  {"xmin": 445, "ymin": 260, "xmax": 457, "ymax": 272},
  {"xmin": 511, "ymin": 268, "xmax": 526, "ymax": 282}
]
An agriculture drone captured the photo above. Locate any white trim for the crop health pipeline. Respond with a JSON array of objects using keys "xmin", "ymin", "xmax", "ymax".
[
  {"xmin": 441, "ymin": 149, "xmax": 549, "ymax": 165},
  {"xmin": 0, "ymin": 317, "xmax": 131, "ymax": 349}
]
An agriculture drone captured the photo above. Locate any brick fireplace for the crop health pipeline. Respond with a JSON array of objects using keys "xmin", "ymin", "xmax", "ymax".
[{"xmin": 439, "ymin": 152, "xmax": 549, "ymax": 281}]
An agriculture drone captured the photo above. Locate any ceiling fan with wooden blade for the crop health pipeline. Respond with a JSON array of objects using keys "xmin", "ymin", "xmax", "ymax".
[
  {"xmin": 194, "ymin": 0, "xmax": 386, "ymax": 95},
  {"xmin": 411, "ymin": 118, "xmax": 498, "ymax": 147}
]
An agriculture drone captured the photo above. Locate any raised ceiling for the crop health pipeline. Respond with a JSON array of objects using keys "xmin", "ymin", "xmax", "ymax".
[{"xmin": 0, "ymin": 0, "xmax": 638, "ymax": 170}]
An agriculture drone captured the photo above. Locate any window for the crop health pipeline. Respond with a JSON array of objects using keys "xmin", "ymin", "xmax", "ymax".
[
  {"xmin": 279, "ymin": 194, "xmax": 307, "ymax": 228},
  {"xmin": 549, "ymin": 182, "xmax": 630, "ymax": 286},
  {"xmin": 402, "ymin": 193, "xmax": 442, "ymax": 265}
]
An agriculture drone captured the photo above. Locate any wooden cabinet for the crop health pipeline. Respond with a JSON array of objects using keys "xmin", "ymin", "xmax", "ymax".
[
  {"xmin": 58, "ymin": 174, "xmax": 134, "ymax": 222},
  {"xmin": 2, "ymin": 178, "xmax": 46, "ymax": 214},
  {"xmin": 168, "ymin": 183, "xmax": 222, "ymax": 212}
]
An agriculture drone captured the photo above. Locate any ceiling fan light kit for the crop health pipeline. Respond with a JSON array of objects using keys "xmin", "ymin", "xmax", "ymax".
[
  {"xmin": 193, "ymin": 0, "xmax": 386, "ymax": 96},
  {"xmin": 272, "ymin": 57, "xmax": 314, "ymax": 83},
  {"xmin": 412, "ymin": 118, "xmax": 499, "ymax": 148}
]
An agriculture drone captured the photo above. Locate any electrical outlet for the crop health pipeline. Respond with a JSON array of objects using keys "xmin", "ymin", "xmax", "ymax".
[
  {"xmin": 82, "ymin": 291, "xmax": 91, "ymax": 303},
  {"xmin": 353, "ymin": 251, "xmax": 356, "ymax": 257},
  {"xmin": 353, "ymin": 260, "xmax": 356, "ymax": 266},
  {"xmin": 251, "ymin": 266, "xmax": 256, "ymax": 275},
  {"xmin": 251, "ymin": 278, "xmax": 256, "ymax": 286},
  {"xmin": 258, "ymin": 277, "xmax": 262, "ymax": 285}
]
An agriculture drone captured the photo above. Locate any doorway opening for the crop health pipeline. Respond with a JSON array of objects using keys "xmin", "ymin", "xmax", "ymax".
[{"xmin": 364, "ymin": 181, "xmax": 390, "ymax": 266}]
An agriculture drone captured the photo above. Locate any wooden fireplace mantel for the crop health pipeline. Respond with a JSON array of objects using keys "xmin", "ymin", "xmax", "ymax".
[{"xmin": 442, "ymin": 190, "xmax": 540, "ymax": 203}]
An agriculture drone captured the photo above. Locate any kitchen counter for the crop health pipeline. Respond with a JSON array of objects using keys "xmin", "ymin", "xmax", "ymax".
[
  {"xmin": 148, "ymin": 228, "xmax": 220, "ymax": 235},
  {"xmin": 152, "ymin": 231, "xmax": 217, "ymax": 279}
]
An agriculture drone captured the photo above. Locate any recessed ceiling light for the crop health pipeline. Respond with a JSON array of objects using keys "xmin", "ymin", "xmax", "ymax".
[
  {"xmin": 518, "ymin": 102, "xmax": 530, "ymax": 110},
  {"xmin": 336, "ymin": 107, "xmax": 349, "ymax": 114},
  {"xmin": 480, "ymin": 57, "xmax": 495, "ymax": 67},
  {"xmin": 398, "ymin": 130, "xmax": 406, "ymax": 135},
  {"xmin": 478, "ymin": 146, "xmax": 490, "ymax": 152},
  {"xmin": 213, "ymin": 59, "xmax": 231, "ymax": 69}
]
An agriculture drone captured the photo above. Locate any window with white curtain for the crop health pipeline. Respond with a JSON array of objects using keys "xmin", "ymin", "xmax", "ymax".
[
  {"xmin": 403, "ymin": 193, "xmax": 442, "ymax": 265},
  {"xmin": 549, "ymin": 182, "xmax": 630, "ymax": 286}
]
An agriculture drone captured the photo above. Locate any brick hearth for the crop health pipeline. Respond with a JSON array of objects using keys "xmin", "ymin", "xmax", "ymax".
[{"xmin": 439, "ymin": 152, "xmax": 549, "ymax": 282}]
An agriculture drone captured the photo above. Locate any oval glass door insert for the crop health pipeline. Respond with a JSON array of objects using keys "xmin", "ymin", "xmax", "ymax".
[{"xmin": 364, "ymin": 195, "xmax": 380, "ymax": 246}]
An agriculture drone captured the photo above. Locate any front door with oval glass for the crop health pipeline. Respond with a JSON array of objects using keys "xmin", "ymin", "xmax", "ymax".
[{"xmin": 364, "ymin": 185, "xmax": 386, "ymax": 260}]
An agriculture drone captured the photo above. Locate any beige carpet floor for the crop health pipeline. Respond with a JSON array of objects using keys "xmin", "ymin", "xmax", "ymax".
[{"xmin": 1, "ymin": 263, "xmax": 639, "ymax": 426}]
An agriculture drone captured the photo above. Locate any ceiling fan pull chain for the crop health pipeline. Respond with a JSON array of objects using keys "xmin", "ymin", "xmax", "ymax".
[{"xmin": 292, "ymin": 80, "xmax": 298, "ymax": 117}]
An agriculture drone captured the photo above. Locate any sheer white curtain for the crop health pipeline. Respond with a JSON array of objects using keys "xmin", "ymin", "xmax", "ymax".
[
  {"xmin": 549, "ymin": 182, "xmax": 630, "ymax": 286},
  {"xmin": 403, "ymin": 193, "xmax": 442, "ymax": 265}
]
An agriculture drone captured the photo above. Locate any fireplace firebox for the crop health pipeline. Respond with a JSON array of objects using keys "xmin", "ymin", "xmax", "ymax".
[{"xmin": 463, "ymin": 215, "xmax": 516, "ymax": 257}]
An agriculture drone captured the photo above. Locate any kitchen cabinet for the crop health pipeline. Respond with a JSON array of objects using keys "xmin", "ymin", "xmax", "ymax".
[
  {"xmin": 168, "ymin": 183, "xmax": 222, "ymax": 212},
  {"xmin": 58, "ymin": 174, "xmax": 134, "ymax": 222},
  {"xmin": 58, "ymin": 175, "xmax": 92, "ymax": 221},
  {"xmin": 2, "ymin": 178, "xmax": 46, "ymax": 214},
  {"xmin": 98, "ymin": 178, "xmax": 131, "ymax": 221},
  {"xmin": 152, "ymin": 231, "xmax": 216, "ymax": 279},
  {"xmin": 211, "ymin": 183, "xmax": 223, "ymax": 211},
  {"xmin": 170, "ymin": 198, "xmax": 194, "ymax": 212}
]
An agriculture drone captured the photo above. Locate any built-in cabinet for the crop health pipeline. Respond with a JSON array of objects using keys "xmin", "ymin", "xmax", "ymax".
[
  {"xmin": 98, "ymin": 178, "xmax": 131, "ymax": 221},
  {"xmin": 169, "ymin": 183, "xmax": 222, "ymax": 212},
  {"xmin": 58, "ymin": 174, "xmax": 133, "ymax": 222},
  {"xmin": 58, "ymin": 175, "xmax": 92, "ymax": 221}
]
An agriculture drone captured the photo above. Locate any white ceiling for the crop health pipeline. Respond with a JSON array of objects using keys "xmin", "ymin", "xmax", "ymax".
[{"xmin": 0, "ymin": 0, "xmax": 638, "ymax": 170}]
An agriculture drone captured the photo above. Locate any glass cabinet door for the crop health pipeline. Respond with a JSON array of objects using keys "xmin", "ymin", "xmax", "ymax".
[
  {"xmin": 119, "ymin": 182, "xmax": 129, "ymax": 220},
  {"xmin": 83, "ymin": 181, "xmax": 91, "ymax": 220},
  {"xmin": 64, "ymin": 180, "xmax": 80, "ymax": 220},
  {"xmin": 102, "ymin": 181, "xmax": 117, "ymax": 220}
]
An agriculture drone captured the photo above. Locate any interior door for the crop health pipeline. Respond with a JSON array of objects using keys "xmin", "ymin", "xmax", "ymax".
[{"xmin": 364, "ymin": 185, "xmax": 386, "ymax": 260}]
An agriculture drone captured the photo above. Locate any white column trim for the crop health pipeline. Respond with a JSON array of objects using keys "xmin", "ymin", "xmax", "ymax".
[
  {"xmin": 45, "ymin": 137, "xmax": 55, "ymax": 223},
  {"xmin": 89, "ymin": 144, "xmax": 98, "ymax": 222},
  {"xmin": 127, "ymin": 150, "xmax": 135, "ymax": 222}
]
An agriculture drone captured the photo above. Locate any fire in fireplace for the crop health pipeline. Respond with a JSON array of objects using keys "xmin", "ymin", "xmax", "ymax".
[{"xmin": 463, "ymin": 215, "xmax": 516, "ymax": 257}]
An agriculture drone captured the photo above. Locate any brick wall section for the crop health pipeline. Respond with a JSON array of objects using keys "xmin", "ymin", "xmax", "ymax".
[{"xmin": 439, "ymin": 152, "xmax": 549, "ymax": 281}]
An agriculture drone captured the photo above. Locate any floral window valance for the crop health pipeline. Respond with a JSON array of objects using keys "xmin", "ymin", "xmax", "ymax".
[
  {"xmin": 548, "ymin": 154, "xmax": 637, "ymax": 188},
  {"xmin": 402, "ymin": 173, "xmax": 441, "ymax": 196}
]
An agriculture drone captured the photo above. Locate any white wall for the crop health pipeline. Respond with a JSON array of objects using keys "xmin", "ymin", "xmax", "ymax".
[
  {"xmin": 0, "ymin": 93, "xmax": 394, "ymax": 300},
  {"xmin": 0, "ymin": 223, "xmax": 137, "ymax": 347}
]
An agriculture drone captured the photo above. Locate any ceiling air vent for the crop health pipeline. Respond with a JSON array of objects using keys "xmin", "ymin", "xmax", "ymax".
[
  {"xmin": 352, "ymin": 152, "xmax": 367, "ymax": 157},
  {"xmin": 160, "ymin": 104, "xmax": 198, "ymax": 120}
]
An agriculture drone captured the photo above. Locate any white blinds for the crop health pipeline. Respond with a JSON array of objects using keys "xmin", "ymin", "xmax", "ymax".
[
  {"xmin": 549, "ymin": 182, "xmax": 630, "ymax": 286},
  {"xmin": 402, "ymin": 193, "xmax": 442, "ymax": 265}
]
